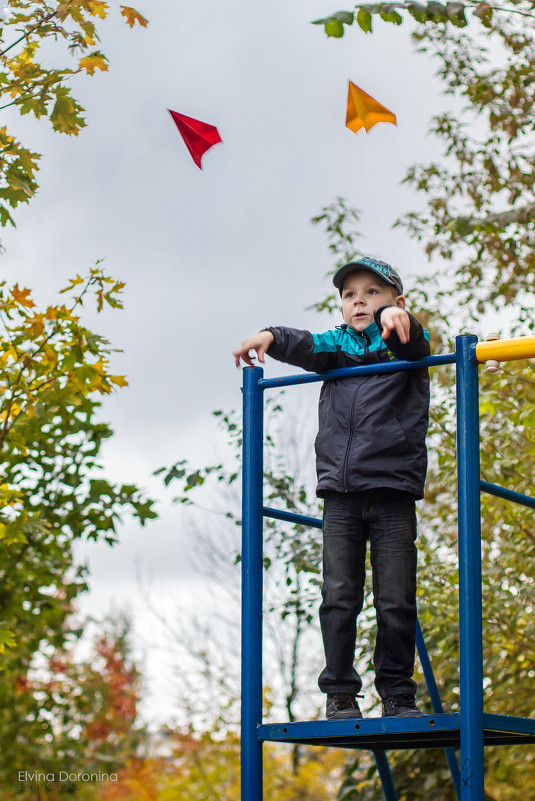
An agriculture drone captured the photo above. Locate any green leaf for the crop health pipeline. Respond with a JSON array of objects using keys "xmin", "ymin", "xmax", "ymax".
[
  {"xmin": 356, "ymin": 8, "xmax": 373, "ymax": 32},
  {"xmin": 445, "ymin": 1, "xmax": 468, "ymax": 26},
  {"xmin": 473, "ymin": 2, "xmax": 493, "ymax": 27},
  {"xmin": 0, "ymin": 629, "xmax": 16, "ymax": 653},
  {"xmin": 379, "ymin": 5, "xmax": 403, "ymax": 24},
  {"xmin": 324, "ymin": 19, "xmax": 345, "ymax": 36},
  {"xmin": 406, "ymin": 1, "xmax": 430, "ymax": 22},
  {"xmin": 0, "ymin": 206, "xmax": 14, "ymax": 226},
  {"xmin": 425, "ymin": 0, "xmax": 448, "ymax": 21},
  {"xmin": 50, "ymin": 87, "xmax": 87, "ymax": 135}
]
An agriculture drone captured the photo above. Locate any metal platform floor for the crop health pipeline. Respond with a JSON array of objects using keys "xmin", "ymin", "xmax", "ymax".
[{"xmin": 258, "ymin": 713, "xmax": 535, "ymax": 751}]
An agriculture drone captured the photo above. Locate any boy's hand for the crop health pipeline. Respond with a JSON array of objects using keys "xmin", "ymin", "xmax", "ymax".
[
  {"xmin": 380, "ymin": 307, "xmax": 410, "ymax": 344},
  {"xmin": 233, "ymin": 331, "xmax": 275, "ymax": 368}
]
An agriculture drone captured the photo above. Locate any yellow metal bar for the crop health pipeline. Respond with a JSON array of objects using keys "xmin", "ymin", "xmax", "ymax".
[{"xmin": 475, "ymin": 336, "xmax": 535, "ymax": 363}]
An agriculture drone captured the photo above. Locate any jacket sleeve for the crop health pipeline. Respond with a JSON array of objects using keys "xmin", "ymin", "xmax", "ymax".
[
  {"xmin": 373, "ymin": 306, "xmax": 430, "ymax": 361},
  {"xmin": 263, "ymin": 326, "xmax": 343, "ymax": 373}
]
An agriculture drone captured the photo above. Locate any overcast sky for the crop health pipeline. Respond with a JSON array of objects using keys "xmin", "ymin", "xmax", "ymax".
[{"xmin": 2, "ymin": 0, "xmax": 451, "ymax": 723}]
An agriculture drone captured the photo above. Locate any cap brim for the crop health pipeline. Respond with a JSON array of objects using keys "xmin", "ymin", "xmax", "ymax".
[{"xmin": 333, "ymin": 261, "xmax": 398, "ymax": 292}]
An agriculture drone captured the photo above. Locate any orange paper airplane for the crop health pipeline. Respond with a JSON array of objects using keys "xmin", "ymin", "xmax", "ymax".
[{"xmin": 346, "ymin": 81, "xmax": 397, "ymax": 133}]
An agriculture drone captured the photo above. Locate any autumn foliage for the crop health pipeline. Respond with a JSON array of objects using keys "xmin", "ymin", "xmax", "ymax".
[
  {"xmin": 86, "ymin": 732, "xmax": 344, "ymax": 801},
  {"xmin": 0, "ymin": 1, "xmax": 148, "ymax": 232},
  {"xmin": 0, "ymin": 270, "xmax": 156, "ymax": 794}
]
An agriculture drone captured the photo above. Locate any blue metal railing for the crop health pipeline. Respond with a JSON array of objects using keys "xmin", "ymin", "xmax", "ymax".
[
  {"xmin": 240, "ymin": 335, "xmax": 535, "ymax": 801},
  {"xmin": 456, "ymin": 336, "xmax": 484, "ymax": 799}
]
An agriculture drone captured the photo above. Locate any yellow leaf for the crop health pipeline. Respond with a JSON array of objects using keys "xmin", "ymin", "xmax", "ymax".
[
  {"xmin": 12, "ymin": 284, "xmax": 35, "ymax": 308},
  {"xmin": 87, "ymin": 1, "xmax": 108, "ymax": 19},
  {"xmin": 59, "ymin": 275, "xmax": 85, "ymax": 293},
  {"xmin": 0, "ymin": 628, "xmax": 16, "ymax": 652},
  {"xmin": 120, "ymin": 5, "xmax": 148, "ymax": 27},
  {"xmin": 79, "ymin": 52, "xmax": 108, "ymax": 75},
  {"xmin": 5, "ymin": 402, "xmax": 21, "ymax": 418},
  {"xmin": 29, "ymin": 316, "xmax": 45, "ymax": 336},
  {"xmin": 110, "ymin": 375, "xmax": 128, "ymax": 387},
  {"xmin": 43, "ymin": 345, "xmax": 58, "ymax": 369},
  {"xmin": 57, "ymin": 2, "xmax": 71, "ymax": 20}
]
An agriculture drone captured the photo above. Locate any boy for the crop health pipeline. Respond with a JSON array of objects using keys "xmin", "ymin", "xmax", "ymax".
[{"xmin": 233, "ymin": 257, "xmax": 430, "ymax": 719}]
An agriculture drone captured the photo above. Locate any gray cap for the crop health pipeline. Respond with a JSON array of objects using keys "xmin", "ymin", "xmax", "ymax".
[{"xmin": 333, "ymin": 256, "xmax": 403, "ymax": 296}]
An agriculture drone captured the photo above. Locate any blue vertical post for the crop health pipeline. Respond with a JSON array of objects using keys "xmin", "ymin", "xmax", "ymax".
[
  {"xmin": 241, "ymin": 367, "xmax": 264, "ymax": 801},
  {"xmin": 415, "ymin": 619, "xmax": 461, "ymax": 799},
  {"xmin": 373, "ymin": 751, "xmax": 398, "ymax": 801},
  {"xmin": 455, "ymin": 335, "xmax": 484, "ymax": 801}
]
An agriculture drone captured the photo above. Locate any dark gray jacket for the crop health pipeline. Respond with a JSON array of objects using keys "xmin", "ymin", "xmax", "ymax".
[{"xmin": 265, "ymin": 306, "xmax": 430, "ymax": 499}]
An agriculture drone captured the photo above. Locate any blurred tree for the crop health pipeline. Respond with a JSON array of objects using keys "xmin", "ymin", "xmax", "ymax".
[
  {"xmin": 78, "ymin": 728, "xmax": 344, "ymax": 801},
  {"xmin": 0, "ymin": 0, "xmax": 148, "ymax": 235},
  {"xmin": 312, "ymin": 0, "xmax": 535, "ymax": 323},
  {"xmin": 154, "ymin": 397, "xmax": 325, "ymax": 768},
  {"xmin": 0, "ymin": 269, "xmax": 156, "ymax": 791},
  {"xmin": 309, "ymin": 197, "xmax": 535, "ymax": 800},
  {"xmin": 6, "ymin": 612, "xmax": 147, "ymax": 800},
  {"xmin": 308, "ymin": 14, "xmax": 535, "ymax": 794},
  {"xmin": 308, "ymin": 11, "xmax": 535, "ymax": 795}
]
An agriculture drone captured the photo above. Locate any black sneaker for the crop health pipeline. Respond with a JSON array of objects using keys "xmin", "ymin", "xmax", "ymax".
[
  {"xmin": 326, "ymin": 693, "xmax": 363, "ymax": 720},
  {"xmin": 382, "ymin": 694, "xmax": 422, "ymax": 717}
]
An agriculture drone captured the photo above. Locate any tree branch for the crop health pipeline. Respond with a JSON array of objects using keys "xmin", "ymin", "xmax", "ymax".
[
  {"xmin": 447, "ymin": 201, "xmax": 535, "ymax": 234},
  {"xmin": 0, "ymin": 7, "xmax": 60, "ymax": 58}
]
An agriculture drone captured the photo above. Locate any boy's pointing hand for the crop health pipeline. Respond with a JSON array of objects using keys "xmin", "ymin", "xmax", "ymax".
[
  {"xmin": 380, "ymin": 307, "xmax": 410, "ymax": 344},
  {"xmin": 233, "ymin": 331, "xmax": 275, "ymax": 368}
]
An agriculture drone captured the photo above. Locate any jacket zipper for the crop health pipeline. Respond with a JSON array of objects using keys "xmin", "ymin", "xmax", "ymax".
[{"xmin": 342, "ymin": 330, "xmax": 370, "ymax": 492}]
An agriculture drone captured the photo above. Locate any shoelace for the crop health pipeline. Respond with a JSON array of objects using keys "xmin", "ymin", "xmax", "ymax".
[
  {"xmin": 388, "ymin": 694, "xmax": 415, "ymax": 710},
  {"xmin": 332, "ymin": 693, "xmax": 363, "ymax": 710},
  {"xmin": 332, "ymin": 694, "xmax": 356, "ymax": 710}
]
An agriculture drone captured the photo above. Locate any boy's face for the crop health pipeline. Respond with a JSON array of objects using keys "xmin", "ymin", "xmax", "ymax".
[{"xmin": 341, "ymin": 270, "xmax": 405, "ymax": 333}]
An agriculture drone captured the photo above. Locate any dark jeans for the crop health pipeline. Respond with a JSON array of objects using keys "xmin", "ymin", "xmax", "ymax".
[{"xmin": 318, "ymin": 488, "xmax": 418, "ymax": 699}]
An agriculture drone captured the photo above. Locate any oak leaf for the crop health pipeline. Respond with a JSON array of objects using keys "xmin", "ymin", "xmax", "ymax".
[
  {"xmin": 120, "ymin": 5, "xmax": 148, "ymax": 27},
  {"xmin": 12, "ymin": 285, "xmax": 35, "ymax": 308}
]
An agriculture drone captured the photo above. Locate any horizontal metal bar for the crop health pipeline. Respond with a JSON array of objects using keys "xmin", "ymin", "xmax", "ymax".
[
  {"xmin": 257, "ymin": 713, "xmax": 535, "ymax": 750},
  {"xmin": 259, "ymin": 353, "xmax": 456, "ymax": 390},
  {"xmin": 482, "ymin": 713, "xmax": 535, "ymax": 736},
  {"xmin": 258, "ymin": 713, "xmax": 459, "ymax": 743},
  {"xmin": 480, "ymin": 480, "xmax": 535, "ymax": 510},
  {"xmin": 476, "ymin": 335, "xmax": 535, "ymax": 363},
  {"xmin": 263, "ymin": 506, "xmax": 322, "ymax": 529}
]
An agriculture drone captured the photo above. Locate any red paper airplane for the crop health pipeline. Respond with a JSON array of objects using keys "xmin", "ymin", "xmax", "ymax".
[{"xmin": 168, "ymin": 110, "xmax": 222, "ymax": 169}]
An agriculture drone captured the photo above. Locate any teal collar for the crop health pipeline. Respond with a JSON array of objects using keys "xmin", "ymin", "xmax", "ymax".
[{"xmin": 342, "ymin": 321, "xmax": 385, "ymax": 348}]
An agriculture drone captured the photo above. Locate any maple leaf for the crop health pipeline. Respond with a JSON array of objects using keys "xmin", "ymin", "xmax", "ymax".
[
  {"xmin": 12, "ymin": 285, "xmax": 35, "ymax": 308},
  {"xmin": 120, "ymin": 5, "xmax": 148, "ymax": 27},
  {"xmin": 50, "ymin": 87, "xmax": 86, "ymax": 135},
  {"xmin": 79, "ymin": 52, "xmax": 109, "ymax": 75},
  {"xmin": 110, "ymin": 375, "xmax": 128, "ymax": 387},
  {"xmin": 87, "ymin": 1, "xmax": 108, "ymax": 19}
]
